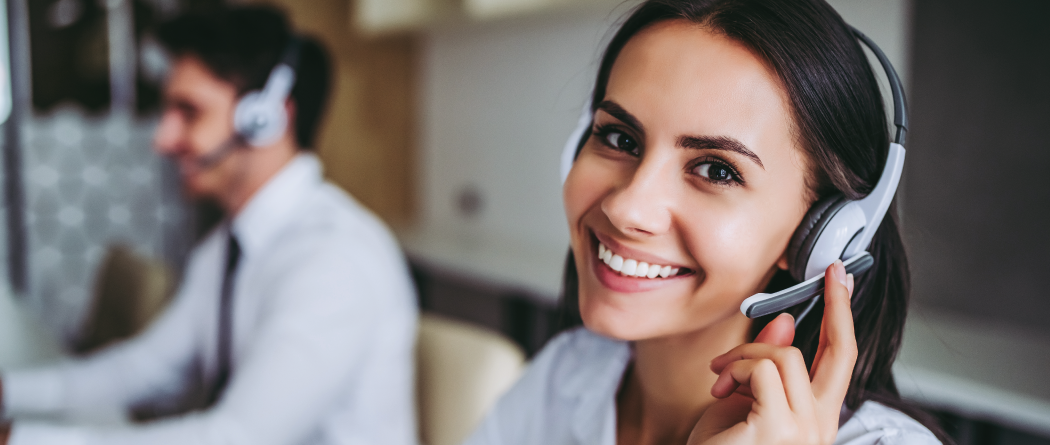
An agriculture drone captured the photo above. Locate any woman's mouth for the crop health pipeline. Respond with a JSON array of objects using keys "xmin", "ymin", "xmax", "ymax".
[{"xmin": 596, "ymin": 241, "xmax": 693, "ymax": 279}]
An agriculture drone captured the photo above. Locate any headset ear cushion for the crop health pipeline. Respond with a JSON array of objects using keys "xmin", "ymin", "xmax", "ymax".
[
  {"xmin": 234, "ymin": 91, "xmax": 287, "ymax": 147},
  {"xmin": 786, "ymin": 195, "xmax": 850, "ymax": 281}
]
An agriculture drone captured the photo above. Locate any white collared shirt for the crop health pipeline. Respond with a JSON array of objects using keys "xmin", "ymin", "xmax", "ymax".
[
  {"xmin": 2, "ymin": 154, "xmax": 420, "ymax": 445},
  {"xmin": 465, "ymin": 327, "xmax": 941, "ymax": 445}
]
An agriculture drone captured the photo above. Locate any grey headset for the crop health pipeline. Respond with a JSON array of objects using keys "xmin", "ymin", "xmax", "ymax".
[
  {"xmin": 559, "ymin": 27, "xmax": 907, "ymax": 321},
  {"xmin": 196, "ymin": 36, "xmax": 302, "ymax": 168}
]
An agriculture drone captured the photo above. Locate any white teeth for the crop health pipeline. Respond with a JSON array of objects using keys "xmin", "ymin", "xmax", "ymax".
[
  {"xmin": 597, "ymin": 242, "xmax": 684, "ymax": 279},
  {"xmin": 635, "ymin": 262, "xmax": 649, "ymax": 277},
  {"xmin": 622, "ymin": 259, "xmax": 637, "ymax": 276}
]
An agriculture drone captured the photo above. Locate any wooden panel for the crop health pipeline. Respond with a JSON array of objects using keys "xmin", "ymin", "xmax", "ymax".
[
  {"xmin": 354, "ymin": 0, "xmax": 455, "ymax": 34},
  {"xmin": 249, "ymin": 0, "xmax": 416, "ymax": 225}
]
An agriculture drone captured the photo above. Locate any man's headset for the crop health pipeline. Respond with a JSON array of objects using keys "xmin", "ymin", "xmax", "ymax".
[
  {"xmin": 195, "ymin": 36, "xmax": 303, "ymax": 169},
  {"xmin": 559, "ymin": 27, "xmax": 907, "ymax": 321}
]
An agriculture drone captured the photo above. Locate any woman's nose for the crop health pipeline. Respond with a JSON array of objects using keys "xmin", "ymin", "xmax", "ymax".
[{"xmin": 601, "ymin": 158, "xmax": 674, "ymax": 237}]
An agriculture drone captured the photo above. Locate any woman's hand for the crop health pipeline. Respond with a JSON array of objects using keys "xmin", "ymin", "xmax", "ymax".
[{"xmin": 688, "ymin": 260, "xmax": 857, "ymax": 445}]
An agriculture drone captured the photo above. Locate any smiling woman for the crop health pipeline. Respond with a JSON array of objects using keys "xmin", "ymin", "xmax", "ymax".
[{"xmin": 463, "ymin": 1, "xmax": 950, "ymax": 445}]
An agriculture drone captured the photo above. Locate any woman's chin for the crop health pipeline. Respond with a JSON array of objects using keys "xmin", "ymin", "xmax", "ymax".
[
  {"xmin": 579, "ymin": 291, "xmax": 747, "ymax": 342},
  {"xmin": 579, "ymin": 301, "xmax": 679, "ymax": 341}
]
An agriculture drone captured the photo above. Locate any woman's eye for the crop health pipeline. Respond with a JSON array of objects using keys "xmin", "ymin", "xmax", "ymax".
[
  {"xmin": 604, "ymin": 131, "xmax": 639, "ymax": 155},
  {"xmin": 695, "ymin": 162, "xmax": 734, "ymax": 182}
]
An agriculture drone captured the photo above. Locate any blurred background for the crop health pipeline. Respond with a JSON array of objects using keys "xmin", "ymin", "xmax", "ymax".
[{"xmin": 0, "ymin": 0, "xmax": 1045, "ymax": 444}]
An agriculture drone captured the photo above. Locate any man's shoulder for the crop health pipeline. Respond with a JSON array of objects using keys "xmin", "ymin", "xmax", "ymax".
[
  {"xmin": 301, "ymin": 183, "xmax": 395, "ymax": 239},
  {"xmin": 258, "ymin": 183, "xmax": 412, "ymax": 292},
  {"xmin": 275, "ymin": 182, "xmax": 402, "ymax": 258}
]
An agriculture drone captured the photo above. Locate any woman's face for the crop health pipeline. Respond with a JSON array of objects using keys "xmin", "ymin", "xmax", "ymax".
[{"xmin": 564, "ymin": 20, "xmax": 813, "ymax": 340}]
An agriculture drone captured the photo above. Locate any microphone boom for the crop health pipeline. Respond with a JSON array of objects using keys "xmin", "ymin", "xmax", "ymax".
[{"xmin": 740, "ymin": 252, "xmax": 873, "ymax": 318}]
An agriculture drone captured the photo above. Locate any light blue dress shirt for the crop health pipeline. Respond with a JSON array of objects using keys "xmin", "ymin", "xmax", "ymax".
[{"xmin": 2, "ymin": 154, "xmax": 419, "ymax": 445}]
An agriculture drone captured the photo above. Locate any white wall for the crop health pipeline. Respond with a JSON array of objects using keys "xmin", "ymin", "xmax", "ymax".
[
  {"xmin": 416, "ymin": 0, "xmax": 911, "ymax": 251},
  {"xmin": 829, "ymin": 0, "xmax": 912, "ymax": 79}
]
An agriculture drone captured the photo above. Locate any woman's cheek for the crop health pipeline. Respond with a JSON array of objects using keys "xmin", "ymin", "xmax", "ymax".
[
  {"xmin": 687, "ymin": 211, "xmax": 773, "ymax": 294},
  {"xmin": 563, "ymin": 157, "xmax": 602, "ymax": 222},
  {"xmin": 563, "ymin": 165, "xmax": 592, "ymax": 250}
]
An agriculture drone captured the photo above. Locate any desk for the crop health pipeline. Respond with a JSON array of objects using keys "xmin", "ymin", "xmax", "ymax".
[
  {"xmin": 0, "ymin": 288, "xmax": 62, "ymax": 369},
  {"xmin": 0, "ymin": 289, "xmax": 139, "ymax": 426},
  {"xmin": 894, "ymin": 309, "xmax": 1050, "ymax": 437},
  {"xmin": 398, "ymin": 226, "xmax": 566, "ymax": 306}
]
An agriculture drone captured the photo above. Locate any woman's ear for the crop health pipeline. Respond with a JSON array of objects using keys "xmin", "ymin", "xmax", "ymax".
[{"xmin": 776, "ymin": 252, "xmax": 790, "ymax": 271}]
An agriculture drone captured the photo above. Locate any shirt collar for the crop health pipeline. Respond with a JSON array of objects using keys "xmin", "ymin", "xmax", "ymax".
[
  {"xmin": 561, "ymin": 329, "xmax": 632, "ymax": 444},
  {"xmin": 231, "ymin": 153, "xmax": 323, "ymax": 257}
]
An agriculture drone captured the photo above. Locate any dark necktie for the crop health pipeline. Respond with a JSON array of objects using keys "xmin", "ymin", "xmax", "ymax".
[{"xmin": 206, "ymin": 232, "xmax": 241, "ymax": 407}]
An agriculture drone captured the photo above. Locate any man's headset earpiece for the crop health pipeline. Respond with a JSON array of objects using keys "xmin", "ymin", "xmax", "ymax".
[
  {"xmin": 234, "ymin": 36, "xmax": 302, "ymax": 147},
  {"xmin": 559, "ymin": 26, "xmax": 907, "ymax": 321},
  {"xmin": 195, "ymin": 36, "xmax": 303, "ymax": 168}
]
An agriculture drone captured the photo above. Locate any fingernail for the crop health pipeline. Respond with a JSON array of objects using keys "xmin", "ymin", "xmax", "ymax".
[
  {"xmin": 833, "ymin": 259, "xmax": 846, "ymax": 286},
  {"xmin": 846, "ymin": 273, "xmax": 854, "ymax": 297}
]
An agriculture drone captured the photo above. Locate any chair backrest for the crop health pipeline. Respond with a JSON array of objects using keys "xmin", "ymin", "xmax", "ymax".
[
  {"xmin": 75, "ymin": 245, "xmax": 174, "ymax": 353},
  {"xmin": 417, "ymin": 314, "xmax": 526, "ymax": 445}
]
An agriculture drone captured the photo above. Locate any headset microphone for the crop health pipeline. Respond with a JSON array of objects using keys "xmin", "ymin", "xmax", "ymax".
[
  {"xmin": 192, "ymin": 135, "xmax": 246, "ymax": 169},
  {"xmin": 190, "ymin": 36, "xmax": 302, "ymax": 170},
  {"xmin": 559, "ymin": 26, "xmax": 907, "ymax": 322}
]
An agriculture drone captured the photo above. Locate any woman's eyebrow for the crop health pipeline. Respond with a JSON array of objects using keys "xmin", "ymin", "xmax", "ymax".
[
  {"xmin": 596, "ymin": 100, "xmax": 645, "ymax": 136},
  {"xmin": 678, "ymin": 135, "xmax": 765, "ymax": 169}
]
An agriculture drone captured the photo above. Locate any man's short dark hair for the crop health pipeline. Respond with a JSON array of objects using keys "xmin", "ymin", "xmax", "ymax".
[{"xmin": 157, "ymin": 6, "xmax": 331, "ymax": 149}]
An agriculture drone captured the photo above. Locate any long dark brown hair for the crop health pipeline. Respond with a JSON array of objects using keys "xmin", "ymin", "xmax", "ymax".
[{"xmin": 557, "ymin": 0, "xmax": 950, "ymax": 442}]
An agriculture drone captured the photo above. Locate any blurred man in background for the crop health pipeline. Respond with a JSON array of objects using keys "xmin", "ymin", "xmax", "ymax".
[{"xmin": 0, "ymin": 6, "xmax": 418, "ymax": 445}]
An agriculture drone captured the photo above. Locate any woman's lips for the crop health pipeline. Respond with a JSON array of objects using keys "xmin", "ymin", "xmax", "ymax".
[
  {"xmin": 597, "ymin": 242, "xmax": 685, "ymax": 279},
  {"xmin": 588, "ymin": 232, "xmax": 695, "ymax": 293},
  {"xmin": 592, "ymin": 232, "xmax": 692, "ymax": 268}
]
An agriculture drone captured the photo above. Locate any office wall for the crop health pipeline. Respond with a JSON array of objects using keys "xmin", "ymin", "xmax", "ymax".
[
  {"xmin": 249, "ymin": 0, "xmax": 417, "ymax": 225},
  {"xmin": 905, "ymin": 0, "xmax": 1050, "ymax": 331},
  {"xmin": 418, "ymin": 5, "xmax": 622, "ymax": 250},
  {"xmin": 416, "ymin": 0, "xmax": 911, "ymax": 251}
]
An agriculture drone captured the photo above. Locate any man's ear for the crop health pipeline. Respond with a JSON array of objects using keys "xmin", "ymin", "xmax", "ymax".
[{"xmin": 284, "ymin": 100, "xmax": 297, "ymax": 133}]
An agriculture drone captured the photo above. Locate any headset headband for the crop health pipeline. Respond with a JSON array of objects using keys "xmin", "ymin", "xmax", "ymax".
[{"xmin": 849, "ymin": 27, "xmax": 907, "ymax": 145}]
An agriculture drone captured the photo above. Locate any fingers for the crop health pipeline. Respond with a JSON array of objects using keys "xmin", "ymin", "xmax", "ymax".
[
  {"xmin": 810, "ymin": 260, "xmax": 858, "ymax": 403},
  {"xmin": 701, "ymin": 264, "xmax": 855, "ymax": 445},
  {"xmin": 711, "ymin": 342, "xmax": 814, "ymax": 412},
  {"xmin": 710, "ymin": 358, "xmax": 791, "ymax": 414},
  {"xmin": 754, "ymin": 312, "xmax": 795, "ymax": 346}
]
